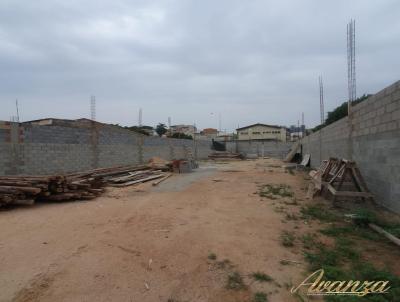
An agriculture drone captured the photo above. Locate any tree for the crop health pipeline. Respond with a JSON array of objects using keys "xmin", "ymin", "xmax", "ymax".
[
  {"xmin": 312, "ymin": 94, "xmax": 371, "ymax": 132},
  {"xmin": 125, "ymin": 125, "xmax": 153, "ymax": 136},
  {"xmin": 155, "ymin": 123, "xmax": 167, "ymax": 137}
]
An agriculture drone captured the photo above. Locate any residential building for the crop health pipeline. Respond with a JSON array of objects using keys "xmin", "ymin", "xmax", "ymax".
[
  {"xmin": 236, "ymin": 123, "xmax": 287, "ymax": 142},
  {"xmin": 200, "ymin": 128, "xmax": 218, "ymax": 138},
  {"xmin": 170, "ymin": 124, "xmax": 197, "ymax": 136}
]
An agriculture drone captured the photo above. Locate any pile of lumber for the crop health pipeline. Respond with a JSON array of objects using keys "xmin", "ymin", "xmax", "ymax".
[
  {"xmin": 208, "ymin": 151, "xmax": 244, "ymax": 160},
  {"xmin": 0, "ymin": 174, "xmax": 104, "ymax": 207},
  {"xmin": 100, "ymin": 166, "xmax": 169, "ymax": 187},
  {"xmin": 0, "ymin": 162, "xmax": 173, "ymax": 207}
]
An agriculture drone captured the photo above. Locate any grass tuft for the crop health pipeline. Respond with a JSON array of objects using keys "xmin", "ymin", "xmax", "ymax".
[
  {"xmin": 281, "ymin": 231, "xmax": 295, "ymax": 247},
  {"xmin": 300, "ymin": 204, "xmax": 337, "ymax": 222},
  {"xmin": 259, "ymin": 184, "xmax": 293, "ymax": 199},
  {"xmin": 251, "ymin": 272, "xmax": 273, "ymax": 282},
  {"xmin": 207, "ymin": 252, "xmax": 217, "ymax": 260},
  {"xmin": 253, "ymin": 292, "xmax": 268, "ymax": 302},
  {"xmin": 226, "ymin": 271, "xmax": 246, "ymax": 290}
]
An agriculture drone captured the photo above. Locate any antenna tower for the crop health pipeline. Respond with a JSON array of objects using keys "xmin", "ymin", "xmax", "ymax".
[
  {"xmin": 319, "ymin": 76, "xmax": 325, "ymax": 124},
  {"xmin": 90, "ymin": 95, "xmax": 96, "ymax": 121},
  {"xmin": 347, "ymin": 19, "xmax": 356, "ymax": 114},
  {"xmin": 138, "ymin": 108, "xmax": 142, "ymax": 126}
]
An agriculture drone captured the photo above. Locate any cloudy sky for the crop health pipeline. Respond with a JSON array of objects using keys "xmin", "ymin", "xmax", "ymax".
[{"xmin": 1, "ymin": 0, "xmax": 399, "ymax": 131}]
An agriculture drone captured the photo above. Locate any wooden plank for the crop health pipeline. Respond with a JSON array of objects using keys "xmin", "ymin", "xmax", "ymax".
[
  {"xmin": 110, "ymin": 174, "xmax": 165, "ymax": 187},
  {"xmin": 327, "ymin": 184, "xmax": 373, "ymax": 197},
  {"xmin": 152, "ymin": 173, "xmax": 172, "ymax": 186},
  {"xmin": 369, "ymin": 223, "xmax": 400, "ymax": 247}
]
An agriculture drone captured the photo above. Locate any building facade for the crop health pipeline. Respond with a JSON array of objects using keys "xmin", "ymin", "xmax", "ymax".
[
  {"xmin": 236, "ymin": 123, "xmax": 287, "ymax": 142},
  {"xmin": 170, "ymin": 124, "xmax": 197, "ymax": 136}
]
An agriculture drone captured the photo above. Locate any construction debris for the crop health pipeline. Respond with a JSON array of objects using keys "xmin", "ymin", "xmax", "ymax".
[
  {"xmin": 0, "ymin": 173, "xmax": 104, "ymax": 207},
  {"xmin": 0, "ymin": 162, "xmax": 175, "ymax": 207}
]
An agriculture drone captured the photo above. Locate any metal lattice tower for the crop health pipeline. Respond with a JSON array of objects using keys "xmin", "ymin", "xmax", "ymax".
[
  {"xmin": 138, "ymin": 108, "xmax": 142, "ymax": 126},
  {"xmin": 347, "ymin": 19, "xmax": 356, "ymax": 114},
  {"xmin": 319, "ymin": 76, "xmax": 325, "ymax": 124},
  {"xmin": 90, "ymin": 95, "xmax": 96, "ymax": 121}
]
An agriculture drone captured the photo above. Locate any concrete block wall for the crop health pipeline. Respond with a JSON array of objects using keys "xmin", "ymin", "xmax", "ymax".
[
  {"xmin": 226, "ymin": 140, "xmax": 292, "ymax": 159},
  {"xmin": 0, "ymin": 122, "xmax": 212, "ymax": 176},
  {"xmin": 301, "ymin": 80, "xmax": 400, "ymax": 213}
]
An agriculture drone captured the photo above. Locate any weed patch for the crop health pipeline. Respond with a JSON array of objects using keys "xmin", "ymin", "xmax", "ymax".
[
  {"xmin": 300, "ymin": 204, "xmax": 337, "ymax": 222},
  {"xmin": 251, "ymin": 272, "xmax": 273, "ymax": 282},
  {"xmin": 259, "ymin": 184, "xmax": 293, "ymax": 199},
  {"xmin": 281, "ymin": 231, "xmax": 295, "ymax": 247},
  {"xmin": 253, "ymin": 292, "xmax": 268, "ymax": 302},
  {"xmin": 226, "ymin": 271, "xmax": 246, "ymax": 290},
  {"xmin": 207, "ymin": 252, "xmax": 217, "ymax": 260}
]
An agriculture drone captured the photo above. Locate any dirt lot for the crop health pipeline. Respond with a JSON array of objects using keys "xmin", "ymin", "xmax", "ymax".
[{"xmin": 0, "ymin": 158, "xmax": 399, "ymax": 302}]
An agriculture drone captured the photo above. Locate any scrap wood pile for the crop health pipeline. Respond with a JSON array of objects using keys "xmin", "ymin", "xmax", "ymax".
[
  {"xmin": 208, "ymin": 151, "xmax": 244, "ymax": 160},
  {"xmin": 0, "ymin": 173, "xmax": 104, "ymax": 207},
  {"xmin": 308, "ymin": 157, "xmax": 374, "ymax": 202},
  {"xmin": 0, "ymin": 159, "xmax": 173, "ymax": 207}
]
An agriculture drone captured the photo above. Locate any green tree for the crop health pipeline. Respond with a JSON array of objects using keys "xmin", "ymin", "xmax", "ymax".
[
  {"xmin": 125, "ymin": 125, "xmax": 153, "ymax": 136},
  {"xmin": 155, "ymin": 123, "xmax": 167, "ymax": 137},
  {"xmin": 313, "ymin": 94, "xmax": 371, "ymax": 132}
]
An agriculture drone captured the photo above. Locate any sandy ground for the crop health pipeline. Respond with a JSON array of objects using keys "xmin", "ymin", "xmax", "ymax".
[{"xmin": 0, "ymin": 159, "xmax": 312, "ymax": 302}]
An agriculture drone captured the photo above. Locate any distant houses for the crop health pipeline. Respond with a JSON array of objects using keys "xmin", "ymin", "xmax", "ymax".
[{"xmin": 236, "ymin": 123, "xmax": 287, "ymax": 142}]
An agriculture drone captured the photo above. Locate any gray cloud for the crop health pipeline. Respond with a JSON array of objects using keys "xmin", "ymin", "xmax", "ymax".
[{"xmin": 1, "ymin": 0, "xmax": 399, "ymax": 131}]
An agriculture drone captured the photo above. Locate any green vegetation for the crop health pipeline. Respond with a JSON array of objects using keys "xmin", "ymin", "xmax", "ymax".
[
  {"xmin": 281, "ymin": 231, "xmax": 295, "ymax": 247},
  {"xmin": 125, "ymin": 125, "xmax": 153, "ymax": 136},
  {"xmin": 253, "ymin": 292, "xmax": 268, "ymax": 302},
  {"xmin": 301, "ymin": 234, "xmax": 318, "ymax": 250},
  {"xmin": 251, "ymin": 272, "xmax": 273, "ymax": 282},
  {"xmin": 300, "ymin": 204, "xmax": 337, "ymax": 222},
  {"xmin": 300, "ymin": 208, "xmax": 400, "ymax": 301},
  {"xmin": 313, "ymin": 94, "xmax": 371, "ymax": 132},
  {"xmin": 208, "ymin": 252, "xmax": 217, "ymax": 260},
  {"xmin": 259, "ymin": 184, "xmax": 293, "ymax": 199},
  {"xmin": 155, "ymin": 123, "xmax": 167, "ymax": 137},
  {"xmin": 280, "ymin": 260, "xmax": 290, "ymax": 265},
  {"xmin": 226, "ymin": 271, "xmax": 246, "ymax": 290}
]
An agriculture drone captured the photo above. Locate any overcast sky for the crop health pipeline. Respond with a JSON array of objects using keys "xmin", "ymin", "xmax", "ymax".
[{"xmin": 1, "ymin": 0, "xmax": 399, "ymax": 131}]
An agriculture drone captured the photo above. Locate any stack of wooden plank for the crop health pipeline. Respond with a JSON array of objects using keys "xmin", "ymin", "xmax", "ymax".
[
  {"xmin": 0, "ymin": 174, "xmax": 104, "ymax": 207},
  {"xmin": 0, "ymin": 163, "xmax": 173, "ymax": 207},
  {"xmin": 208, "ymin": 151, "xmax": 244, "ymax": 160}
]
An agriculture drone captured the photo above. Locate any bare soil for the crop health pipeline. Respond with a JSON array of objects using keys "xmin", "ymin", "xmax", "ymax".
[{"xmin": 0, "ymin": 159, "xmax": 353, "ymax": 301}]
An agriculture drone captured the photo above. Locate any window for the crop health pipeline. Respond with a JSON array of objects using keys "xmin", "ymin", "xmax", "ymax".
[
  {"xmin": 252, "ymin": 132, "xmax": 261, "ymax": 134},
  {"xmin": 240, "ymin": 132, "xmax": 248, "ymax": 135}
]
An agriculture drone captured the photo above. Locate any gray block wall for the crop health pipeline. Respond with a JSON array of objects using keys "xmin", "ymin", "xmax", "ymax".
[
  {"xmin": 226, "ymin": 140, "xmax": 293, "ymax": 159},
  {"xmin": 0, "ymin": 122, "xmax": 212, "ymax": 175},
  {"xmin": 301, "ymin": 80, "xmax": 400, "ymax": 213}
]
